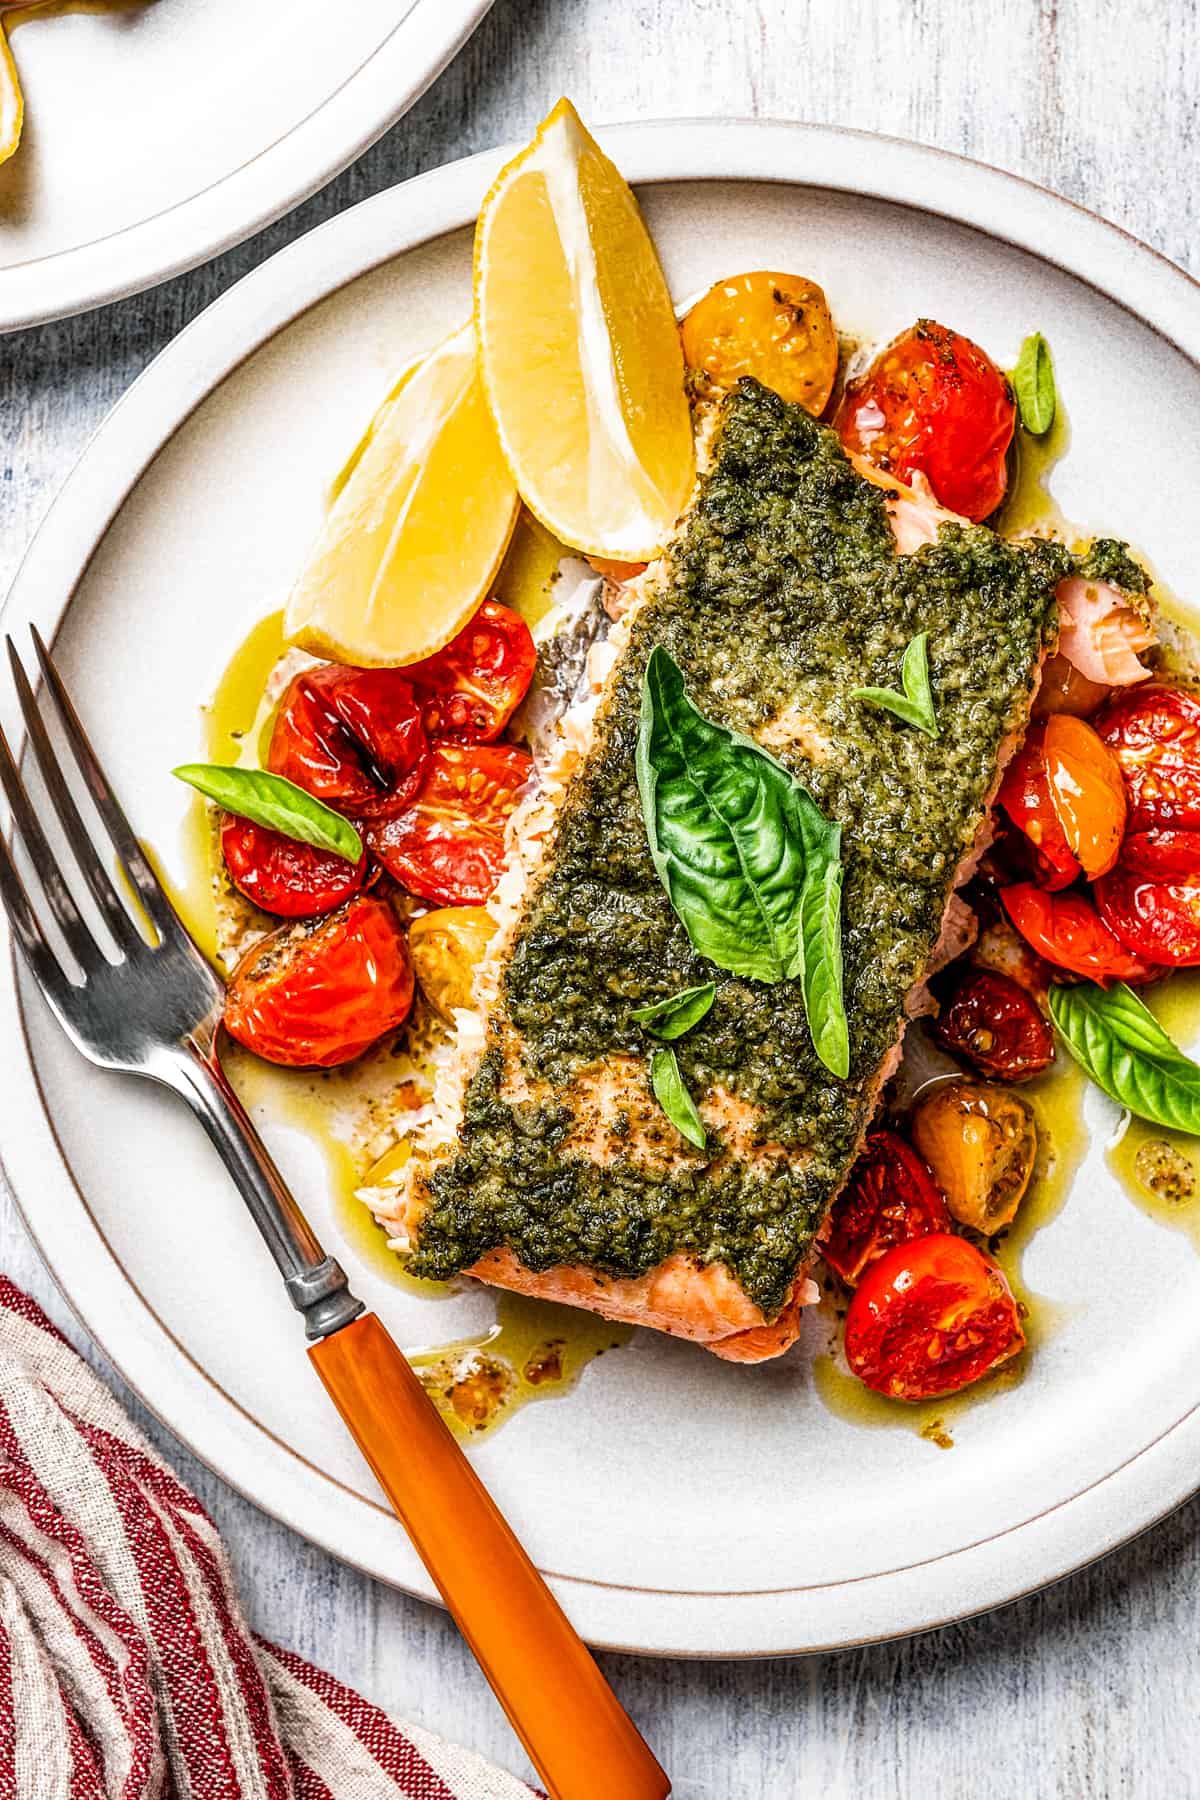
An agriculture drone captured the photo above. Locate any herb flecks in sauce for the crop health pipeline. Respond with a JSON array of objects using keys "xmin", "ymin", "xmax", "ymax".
[{"xmin": 409, "ymin": 381, "xmax": 1067, "ymax": 1313}]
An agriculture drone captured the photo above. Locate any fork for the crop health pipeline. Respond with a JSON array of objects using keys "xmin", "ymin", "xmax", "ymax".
[{"xmin": 0, "ymin": 627, "xmax": 670, "ymax": 1800}]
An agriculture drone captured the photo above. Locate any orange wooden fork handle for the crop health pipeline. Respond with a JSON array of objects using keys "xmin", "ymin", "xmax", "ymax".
[{"xmin": 309, "ymin": 1313, "xmax": 670, "ymax": 1800}]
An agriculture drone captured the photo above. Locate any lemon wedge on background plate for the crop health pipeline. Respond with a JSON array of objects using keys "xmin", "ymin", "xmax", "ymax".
[
  {"xmin": 285, "ymin": 323, "xmax": 519, "ymax": 666},
  {"xmin": 474, "ymin": 98, "xmax": 695, "ymax": 562},
  {"xmin": 0, "ymin": 24, "xmax": 24, "ymax": 166}
]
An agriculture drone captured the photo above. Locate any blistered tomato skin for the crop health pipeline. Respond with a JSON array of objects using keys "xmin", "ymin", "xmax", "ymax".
[
  {"xmin": 1041, "ymin": 713, "xmax": 1127, "ymax": 878},
  {"xmin": 834, "ymin": 319, "xmax": 1015, "ymax": 521},
  {"xmin": 268, "ymin": 665, "xmax": 428, "ymax": 821},
  {"xmin": 367, "ymin": 741, "xmax": 532, "ymax": 907},
  {"xmin": 220, "ymin": 814, "xmax": 367, "ymax": 918},
  {"xmin": 1120, "ymin": 830, "xmax": 1200, "ymax": 880},
  {"xmin": 822, "ymin": 1131, "xmax": 949, "ymax": 1287},
  {"xmin": 1095, "ymin": 866, "xmax": 1200, "ymax": 967},
  {"xmin": 680, "ymin": 271, "xmax": 838, "ymax": 414},
  {"xmin": 403, "ymin": 600, "xmax": 537, "ymax": 744},
  {"xmin": 844, "ymin": 1234, "xmax": 1025, "ymax": 1402},
  {"xmin": 1096, "ymin": 685, "xmax": 1200, "ymax": 832},
  {"xmin": 1000, "ymin": 883, "xmax": 1163, "ymax": 984},
  {"xmin": 934, "ymin": 969, "xmax": 1054, "ymax": 1081},
  {"xmin": 996, "ymin": 725, "xmax": 1081, "ymax": 890},
  {"xmin": 223, "ymin": 894, "xmax": 415, "ymax": 1068}
]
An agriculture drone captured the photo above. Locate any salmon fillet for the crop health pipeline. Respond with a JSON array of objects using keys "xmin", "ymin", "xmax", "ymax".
[{"xmin": 386, "ymin": 381, "xmax": 1070, "ymax": 1361}]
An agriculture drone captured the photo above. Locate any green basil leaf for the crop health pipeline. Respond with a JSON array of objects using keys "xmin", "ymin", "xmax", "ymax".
[
  {"xmin": 798, "ymin": 831, "xmax": 849, "ymax": 1078},
  {"xmin": 173, "ymin": 763, "xmax": 363, "ymax": 864},
  {"xmin": 852, "ymin": 631, "xmax": 938, "ymax": 738},
  {"xmin": 1014, "ymin": 332, "xmax": 1057, "ymax": 436},
  {"xmin": 637, "ymin": 645, "xmax": 810, "ymax": 984},
  {"xmin": 1047, "ymin": 981, "xmax": 1200, "ymax": 1135},
  {"xmin": 649, "ymin": 1047, "xmax": 707, "ymax": 1148},
  {"xmin": 631, "ymin": 981, "xmax": 716, "ymax": 1040}
]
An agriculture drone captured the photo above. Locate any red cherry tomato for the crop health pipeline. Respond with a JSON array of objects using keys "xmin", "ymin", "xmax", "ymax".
[
  {"xmin": 844, "ymin": 1234, "xmax": 1025, "ymax": 1401},
  {"xmin": 934, "ymin": 969, "xmax": 1055, "ymax": 1081},
  {"xmin": 1000, "ymin": 883, "xmax": 1162, "ymax": 984},
  {"xmin": 834, "ymin": 320, "xmax": 1015, "ymax": 521},
  {"xmin": 1041, "ymin": 713, "xmax": 1127, "ymax": 879},
  {"xmin": 404, "ymin": 600, "xmax": 538, "ymax": 743},
  {"xmin": 220, "ymin": 814, "xmax": 367, "ymax": 918},
  {"xmin": 823, "ymin": 1131, "xmax": 949, "ymax": 1287},
  {"xmin": 996, "ymin": 725, "xmax": 1081, "ymax": 890},
  {"xmin": 1095, "ymin": 685, "xmax": 1200, "ymax": 832},
  {"xmin": 1095, "ymin": 866, "xmax": 1200, "ymax": 967},
  {"xmin": 1120, "ymin": 830, "xmax": 1200, "ymax": 880},
  {"xmin": 366, "ymin": 742, "xmax": 532, "ymax": 906},
  {"xmin": 223, "ymin": 894, "xmax": 414, "ymax": 1067},
  {"xmin": 268, "ymin": 665, "xmax": 427, "ymax": 821}
]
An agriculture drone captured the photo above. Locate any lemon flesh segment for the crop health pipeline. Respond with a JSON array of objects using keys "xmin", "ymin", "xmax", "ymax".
[
  {"xmin": 474, "ymin": 98, "xmax": 695, "ymax": 562},
  {"xmin": 0, "ymin": 24, "xmax": 24, "ymax": 166},
  {"xmin": 285, "ymin": 324, "xmax": 519, "ymax": 668}
]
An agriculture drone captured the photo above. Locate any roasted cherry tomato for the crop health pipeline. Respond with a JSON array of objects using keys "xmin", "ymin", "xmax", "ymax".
[
  {"xmin": 822, "ymin": 1131, "xmax": 950, "ymax": 1287},
  {"xmin": 1096, "ymin": 685, "xmax": 1200, "ymax": 832},
  {"xmin": 1000, "ymin": 883, "xmax": 1162, "ymax": 984},
  {"xmin": 680, "ymin": 271, "xmax": 838, "ymax": 414},
  {"xmin": 407, "ymin": 905, "xmax": 496, "ymax": 1018},
  {"xmin": 367, "ymin": 742, "xmax": 532, "ymax": 906},
  {"xmin": 223, "ymin": 894, "xmax": 414, "ymax": 1067},
  {"xmin": 843, "ymin": 1233, "xmax": 1025, "ymax": 1401},
  {"xmin": 220, "ymin": 814, "xmax": 367, "ymax": 918},
  {"xmin": 1041, "ymin": 713, "xmax": 1127, "ymax": 878},
  {"xmin": 1120, "ymin": 830, "xmax": 1200, "ymax": 880},
  {"xmin": 834, "ymin": 319, "xmax": 1015, "ymax": 521},
  {"xmin": 911, "ymin": 1082, "xmax": 1037, "ymax": 1233},
  {"xmin": 1095, "ymin": 866, "xmax": 1200, "ymax": 967},
  {"xmin": 403, "ymin": 600, "xmax": 537, "ymax": 743},
  {"xmin": 996, "ymin": 724, "xmax": 1081, "ymax": 890},
  {"xmin": 268, "ymin": 665, "xmax": 427, "ymax": 821},
  {"xmin": 934, "ymin": 969, "xmax": 1054, "ymax": 1081},
  {"xmin": 1032, "ymin": 651, "xmax": 1112, "ymax": 720}
]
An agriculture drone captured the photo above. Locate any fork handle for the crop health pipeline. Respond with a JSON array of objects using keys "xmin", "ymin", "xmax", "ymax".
[{"xmin": 310, "ymin": 1313, "xmax": 670, "ymax": 1800}]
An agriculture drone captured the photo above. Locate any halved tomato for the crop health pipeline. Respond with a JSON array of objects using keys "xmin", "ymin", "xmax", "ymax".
[
  {"xmin": 1041, "ymin": 713, "xmax": 1127, "ymax": 878},
  {"xmin": 1120, "ymin": 830, "xmax": 1200, "ymax": 880},
  {"xmin": 934, "ymin": 969, "xmax": 1054, "ymax": 1081},
  {"xmin": 995, "ymin": 725, "xmax": 1081, "ymax": 890},
  {"xmin": 834, "ymin": 320, "xmax": 1015, "ymax": 521},
  {"xmin": 1095, "ymin": 866, "xmax": 1200, "ymax": 967},
  {"xmin": 367, "ymin": 742, "xmax": 532, "ymax": 906},
  {"xmin": 223, "ymin": 894, "xmax": 414, "ymax": 1067},
  {"xmin": 268, "ymin": 665, "xmax": 427, "ymax": 821},
  {"xmin": 1096, "ymin": 685, "xmax": 1200, "ymax": 832},
  {"xmin": 403, "ymin": 599, "xmax": 537, "ymax": 743},
  {"xmin": 843, "ymin": 1234, "xmax": 1025, "ymax": 1401},
  {"xmin": 220, "ymin": 814, "xmax": 366, "ymax": 918},
  {"xmin": 680, "ymin": 270, "xmax": 839, "ymax": 414},
  {"xmin": 1000, "ymin": 883, "xmax": 1162, "ymax": 984},
  {"xmin": 822, "ymin": 1131, "xmax": 949, "ymax": 1287}
]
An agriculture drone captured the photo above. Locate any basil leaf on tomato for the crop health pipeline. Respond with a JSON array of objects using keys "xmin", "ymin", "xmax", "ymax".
[
  {"xmin": 1047, "ymin": 980, "xmax": 1200, "ymax": 1134},
  {"xmin": 649, "ymin": 1047, "xmax": 706, "ymax": 1148},
  {"xmin": 173, "ymin": 763, "xmax": 363, "ymax": 865},
  {"xmin": 636, "ymin": 646, "xmax": 848, "ymax": 1075},
  {"xmin": 852, "ymin": 631, "xmax": 939, "ymax": 738},
  {"xmin": 1013, "ymin": 332, "xmax": 1057, "ymax": 436},
  {"xmin": 631, "ymin": 981, "xmax": 716, "ymax": 1040}
]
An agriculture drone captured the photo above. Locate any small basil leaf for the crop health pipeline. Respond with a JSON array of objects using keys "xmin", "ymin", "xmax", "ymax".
[
  {"xmin": 1047, "ymin": 981, "xmax": 1200, "ymax": 1135},
  {"xmin": 798, "ymin": 828, "xmax": 849, "ymax": 1078},
  {"xmin": 649, "ymin": 1047, "xmax": 707, "ymax": 1148},
  {"xmin": 1014, "ymin": 332, "xmax": 1056, "ymax": 436},
  {"xmin": 637, "ymin": 646, "xmax": 809, "ymax": 984},
  {"xmin": 852, "ymin": 631, "xmax": 938, "ymax": 738},
  {"xmin": 631, "ymin": 981, "xmax": 716, "ymax": 1040},
  {"xmin": 173, "ymin": 763, "xmax": 363, "ymax": 865}
]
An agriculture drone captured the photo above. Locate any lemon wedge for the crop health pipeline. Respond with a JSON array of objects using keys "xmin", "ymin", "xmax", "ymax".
[
  {"xmin": 0, "ymin": 24, "xmax": 24, "ymax": 166},
  {"xmin": 285, "ymin": 324, "xmax": 519, "ymax": 667},
  {"xmin": 474, "ymin": 98, "xmax": 694, "ymax": 561}
]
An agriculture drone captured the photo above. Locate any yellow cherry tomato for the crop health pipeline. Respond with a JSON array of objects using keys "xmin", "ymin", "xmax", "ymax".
[
  {"xmin": 681, "ymin": 271, "xmax": 838, "ymax": 415},
  {"xmin": 408, "ymin": 906, "xmax": 495, "ymax": 1018}
]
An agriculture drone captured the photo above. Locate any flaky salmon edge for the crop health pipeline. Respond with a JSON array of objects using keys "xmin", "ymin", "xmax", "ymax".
[{"xmin": 359, "ymin": 385, "xmax": 1066, "ymax": 1364}]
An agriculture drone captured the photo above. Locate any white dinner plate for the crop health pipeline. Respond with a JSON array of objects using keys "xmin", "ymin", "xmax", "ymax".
[
  {"xmin": 2, "ymin": 122, "xmax": 1200, "ymax": 1657},
  {"xmin": 0, "ymin": 0, "xmax": 493, "ymax": 332}
]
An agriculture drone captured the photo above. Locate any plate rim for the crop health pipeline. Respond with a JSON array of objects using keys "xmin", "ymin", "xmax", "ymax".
[
  {"xmin": 2, "ymin": 118, "xmax": 1199, "ymax": 1656},
  {"xmin": 0, "ymin": 0, "xmax": 495, "ymax": 333}
]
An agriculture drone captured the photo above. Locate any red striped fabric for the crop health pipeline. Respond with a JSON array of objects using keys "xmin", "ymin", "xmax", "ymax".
[{"xmin": 0, "ymin": 1278, "xmax": 538, "ymax": 1800}]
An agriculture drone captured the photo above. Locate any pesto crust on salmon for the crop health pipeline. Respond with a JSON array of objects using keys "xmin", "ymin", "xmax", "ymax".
[{"xmin": 375, "ymin": 380, "xmax": 1076, "ymax": 1359}]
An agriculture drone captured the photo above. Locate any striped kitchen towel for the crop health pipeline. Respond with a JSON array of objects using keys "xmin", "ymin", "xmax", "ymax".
[{"xmin": 0, "ymin": 1276, "xmax": 538, "ymax": 1799}]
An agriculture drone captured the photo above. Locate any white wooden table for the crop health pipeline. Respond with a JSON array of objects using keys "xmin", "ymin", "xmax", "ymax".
[{"xmin": 3, "ymin": 3, "xmax": 1199, "ymax": 1794}]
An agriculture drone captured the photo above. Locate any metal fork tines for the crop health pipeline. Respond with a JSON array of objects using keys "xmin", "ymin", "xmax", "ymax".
[{"xmin": 0, "ymin": 628, "xmax": 362, "ymax": 1340}]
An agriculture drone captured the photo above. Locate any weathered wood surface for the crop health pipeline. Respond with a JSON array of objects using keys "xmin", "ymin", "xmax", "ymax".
[{"xmin": 2, "ymin": 2, "xmax": 1198, "ymax": 1794}]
